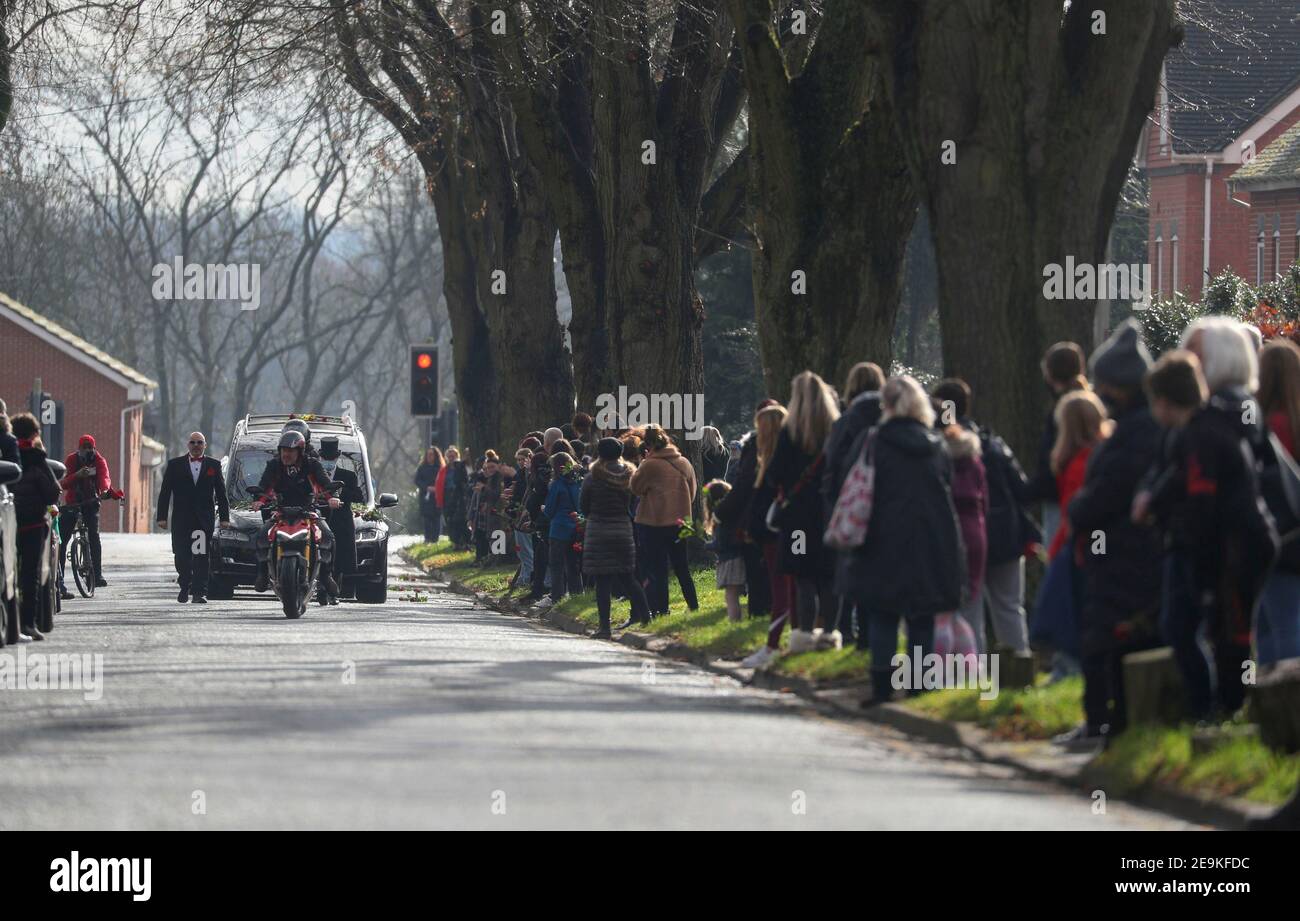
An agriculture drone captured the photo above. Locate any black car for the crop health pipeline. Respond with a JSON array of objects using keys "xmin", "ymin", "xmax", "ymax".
[{"xmin": 208, "ymin": 413, "xmax": 398, "ymax": 603}]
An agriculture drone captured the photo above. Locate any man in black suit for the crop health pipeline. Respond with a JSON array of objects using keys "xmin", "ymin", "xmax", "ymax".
[
  {"xmin": 157, "ymin": 432, "xmax": 230, "ymax": 604},
  {"xmin": 318, "ymin": 437, "xmax": 363, "ymax": 604}
]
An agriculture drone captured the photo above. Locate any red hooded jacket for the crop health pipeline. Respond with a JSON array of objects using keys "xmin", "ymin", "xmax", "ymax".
[{"xmin": 61, "ymin": 436, "xmax": 112, "ymax": 506}]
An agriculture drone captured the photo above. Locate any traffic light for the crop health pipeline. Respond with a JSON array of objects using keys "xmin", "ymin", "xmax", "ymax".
[{"xmin": 409, "ymin": 345, "xmax": 438, "ymax": 417}]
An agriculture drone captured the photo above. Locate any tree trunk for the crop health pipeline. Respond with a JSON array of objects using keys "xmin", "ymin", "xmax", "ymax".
[
  {"xmin": 750, "ymin": 118, "xmax": 915, "ymax": 397},
  {"xmin": 729, "ymin": 0, "xmax": 915, "ymax": 401},
  {"xmin": 426, "ymin": 136, "xmax": 575, "ymax": 457},
  {"xmin": 865, "ymin": 0, "xmax": 1180, "ymax": 455},
  {"xmin": 331, "ymin": 1, "xmax": 574, "ymax": 457},
  {"xmin": 492, "ymin": 0, "xmax": 732, "ymax": 441}
]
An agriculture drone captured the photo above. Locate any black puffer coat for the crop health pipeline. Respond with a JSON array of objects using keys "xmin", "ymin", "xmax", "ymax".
[
  {"xmin": 762, "ymin": 427, "xmax": 832, "ymax": 579},
  {"xmin": 834, "ymin": 417, "xmax": 964, "ymax": 615},
  {"xmin": 523, "ymin": 454, "xmax": 553, "ymax": 534},
  {"xmin": 715, "ymin": 431, "xmax": 756, "ymax": 528},
  {"xmin": 580, "ymin": 460, "xmax": 637, "ymax": 575},
  {"xmin": 702, "ymin": 443, "xmax": 729, "ymax": 483},
  {"xmin": 1145, "ymin": 389, "xmax": 1278, "ymax": 644},
  {"xmin": 1067, "ymin": 403, "xmax": 1164, "ymax": 655},
  {"xmin": 13, "ymin": 444, "xmax": 61, "ymax": 528}
]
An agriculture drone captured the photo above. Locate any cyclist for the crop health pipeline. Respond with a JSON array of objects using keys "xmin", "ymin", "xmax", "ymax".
[{"xmin": 58, "ymin": 434, "xmax": 111, "ymax": 597}]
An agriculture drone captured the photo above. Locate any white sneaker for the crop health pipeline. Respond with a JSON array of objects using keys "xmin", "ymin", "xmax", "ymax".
[
  {"xmin": 533, "ymin": 596, "xmax": 556, "ymax": 610},
  {"xmin": 787, "ymin": 628, "xmax": 816, "ymax": 654},
  {"xmin": 815, "ymin": 629, "xmax": 843, "ymax": 650},
  {"xmin": 740, "ymin": 646, "xmax": 776, "ymax": 669}
]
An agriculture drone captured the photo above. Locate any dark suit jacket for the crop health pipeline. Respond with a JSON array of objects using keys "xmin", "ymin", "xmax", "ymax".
[
  {"xmin": 325, "ymin": 465, "xmax": 362, "ymax": 572},
  {"xmin": 158, "ymin": 455, "xmax": 230, "ymax": 551}
]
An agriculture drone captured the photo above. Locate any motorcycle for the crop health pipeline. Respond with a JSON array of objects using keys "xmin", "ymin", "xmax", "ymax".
[{"xmin": 247, "ymin": 485, "xmax": 337, "ymax": 619}]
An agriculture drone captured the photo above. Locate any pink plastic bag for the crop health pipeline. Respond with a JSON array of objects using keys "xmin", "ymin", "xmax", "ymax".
[{"xmin": 933, "ymin": 613, "xmax": 978, "ymax": 659}]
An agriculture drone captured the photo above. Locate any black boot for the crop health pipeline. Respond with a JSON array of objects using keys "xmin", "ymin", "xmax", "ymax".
[
  {"xmin": 254, "ymin": 563, "xmax": 270, "ymax": 593},
  {"xmin": 864, "ymin": 666, "xmax": 895, "ymax": 708}
]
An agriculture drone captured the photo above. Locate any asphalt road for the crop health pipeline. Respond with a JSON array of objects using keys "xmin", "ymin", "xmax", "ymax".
[{"xmin": 0, "ymin": 534, "xmax": 1193, "ymax": 830}]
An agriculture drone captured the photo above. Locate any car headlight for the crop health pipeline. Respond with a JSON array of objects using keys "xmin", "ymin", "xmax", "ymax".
[
  {"xmin": 217, "ymin": 528, "xmax": 252, "ymax": 542},
  {"xmin": 356, "ymin": 529, "xmax": 382, "ymax": 542}
]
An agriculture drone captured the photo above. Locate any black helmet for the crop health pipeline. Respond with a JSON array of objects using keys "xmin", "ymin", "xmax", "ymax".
[
  {"xmin": 282, "ymin": 419, "xmax": 312, "ymax": 445},
  {"xmin": 278, "ymin": 431, "xmax": 306, "ymax": 452}
]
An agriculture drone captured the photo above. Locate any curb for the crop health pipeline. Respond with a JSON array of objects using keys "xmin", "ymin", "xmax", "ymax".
[{"xmin": 400, "ymin": 551, "xmax": 1273, "ymax": 829}]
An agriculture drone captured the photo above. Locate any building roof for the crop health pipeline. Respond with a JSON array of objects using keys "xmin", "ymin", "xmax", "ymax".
[
  {"xmin": 1164, "ymin": 1, "xmax": 1300, "ymax": 154},
  {"xmin": 0, "ymin": 291, "xmax": 158, "ymax": 399},
  {"xmin": 1232, "ymin": 119, "xmax": 1300, "ymax": 186}
]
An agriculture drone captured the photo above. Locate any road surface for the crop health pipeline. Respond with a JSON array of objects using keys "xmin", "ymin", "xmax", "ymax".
[{"xmin": 0, "ymin": 534, "xmax": 1192, "ymax": 830}]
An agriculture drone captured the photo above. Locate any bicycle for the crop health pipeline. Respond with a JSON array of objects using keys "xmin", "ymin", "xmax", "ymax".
[{"xmin": 60, "ymin": 490, "xmax": 123, "ymax": 599}]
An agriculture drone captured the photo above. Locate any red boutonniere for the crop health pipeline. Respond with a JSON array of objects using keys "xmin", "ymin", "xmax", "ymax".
[{"xmin": 206, "ymin": 467, "xmax": 216, "ymax": 477}]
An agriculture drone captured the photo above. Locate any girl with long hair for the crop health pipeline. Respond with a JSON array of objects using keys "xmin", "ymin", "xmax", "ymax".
[{"xmin": 763, "ymin": 371, "xmax": 841, "ymax": 653}]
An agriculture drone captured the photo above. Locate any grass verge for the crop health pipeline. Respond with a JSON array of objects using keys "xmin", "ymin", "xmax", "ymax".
[
  {"xmin": 1090, "ymin": 723, "xmax": 1300, "ymax": 806},
  {"xmin": 902, "ymin": 676, "xmax": 1085, "ymax": 740}
]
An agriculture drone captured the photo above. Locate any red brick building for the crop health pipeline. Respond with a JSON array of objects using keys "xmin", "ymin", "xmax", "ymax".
[
  {"xmin": 0, "ymin": 292, "xmax": 160, "ymax": 533},
  {"xmin": 1139, "ymin": 2, "xmax": 1300, "ymax": 300}
]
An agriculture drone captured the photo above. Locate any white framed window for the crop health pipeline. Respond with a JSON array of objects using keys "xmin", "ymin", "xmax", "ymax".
[
  {"xmin": 1275, "ymin": 222, "xmax": 1282, "ymax": 279},
  {"xmin": 1155, "ymin": 232, "xmax": 1164, "ymax": 298},
  {"xmin": 1171, "ymin": 233, "xmax": 1179, "ymax": 293},
  {"xmin": 1257, "ymin": 229, "xmax": 1266, "ymax": 285}
]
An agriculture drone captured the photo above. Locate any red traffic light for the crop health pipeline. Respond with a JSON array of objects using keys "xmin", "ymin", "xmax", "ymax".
[{"xmin": 415, "ymin": 352, "xmax": 433, "ymax": 370}]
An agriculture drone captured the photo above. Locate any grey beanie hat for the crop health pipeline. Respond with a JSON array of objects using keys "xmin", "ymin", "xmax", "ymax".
[{"xmin": 1089, "ymin": 318, "xmax": 1152, "ymax": 389}]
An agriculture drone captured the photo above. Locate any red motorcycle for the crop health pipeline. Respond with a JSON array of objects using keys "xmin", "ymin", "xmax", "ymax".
[{"xmin": 248, "ymin": 485, "xmax": 334, "ymax": 619}]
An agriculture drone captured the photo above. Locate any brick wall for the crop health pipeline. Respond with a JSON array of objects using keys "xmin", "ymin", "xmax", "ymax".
[
  {"xmin": 1146, "ymin": 106, "xmax": 1300, "ymax": 301},
  {"xmin": 0, "ymin": 315, "xmax": 150, "ymax": 532}
]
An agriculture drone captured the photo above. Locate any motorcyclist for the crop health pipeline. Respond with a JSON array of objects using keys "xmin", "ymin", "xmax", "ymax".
[
  {"xmin": 251, "ymin": 430, "xmax": 342, "ymax": 595},
  {"xmin": 58, "ymin": 434, "xmax": 111, "ymax": 596}
]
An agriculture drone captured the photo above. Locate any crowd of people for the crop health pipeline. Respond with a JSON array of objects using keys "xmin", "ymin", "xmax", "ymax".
[
  {"xmin": 410, "ymin": 314, "xmax": 1300, "ymax": 748},
  {"xmin": 1, "ymin": 399, "xmax": 123, "ymax": 641}
]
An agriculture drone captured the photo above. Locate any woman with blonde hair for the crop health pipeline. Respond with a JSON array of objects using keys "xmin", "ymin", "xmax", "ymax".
[
  {"xmin": 1046, "ymin": 390, "xmax": 1112, "ymax": 560},
  {"xmin": 728, "ymin": 401, "xmax": 792, "ymax": 667},
  {"xmin": 700, "ymin": 425, "xmax": 728, "ymax": 482},
  {"xmin": 835, "ymin": 376, "xmax": 964, "ymax": 704},
  {"xmin": 762, "ymin": 371, "xmax": 841, "ymax": 653}
]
